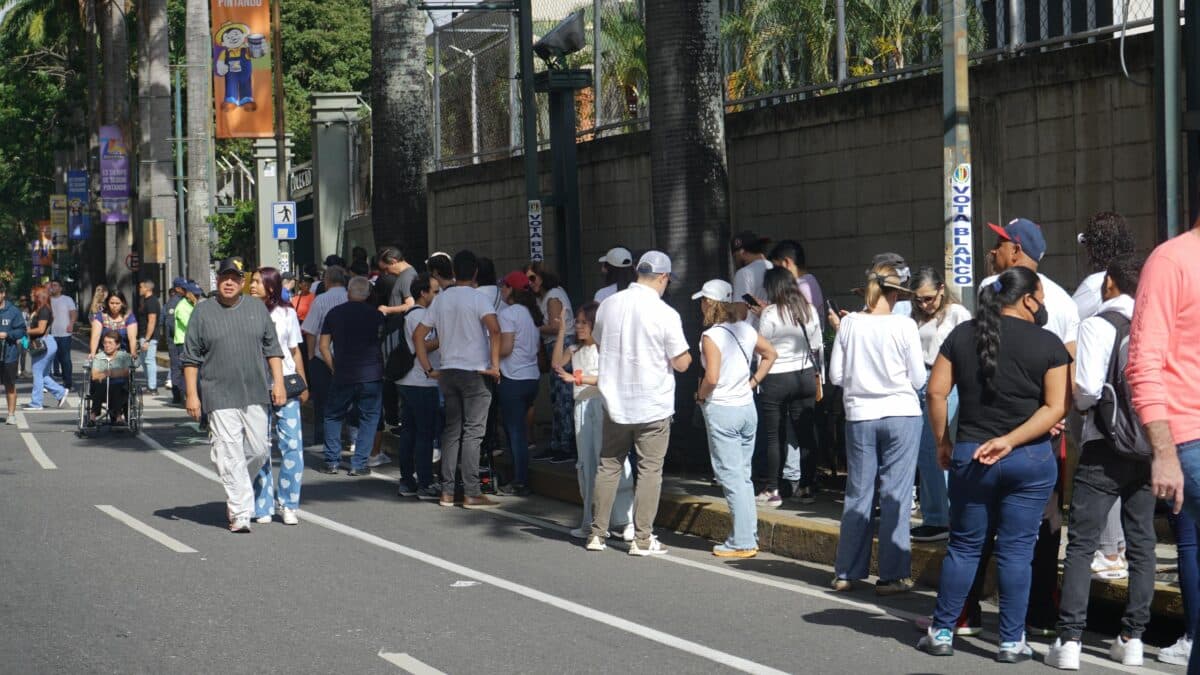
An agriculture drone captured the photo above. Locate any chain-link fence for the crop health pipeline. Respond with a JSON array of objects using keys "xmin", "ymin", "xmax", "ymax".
[{"xmin": 429, "ymin": 0, "xmax": 1160, "ymax": 168}]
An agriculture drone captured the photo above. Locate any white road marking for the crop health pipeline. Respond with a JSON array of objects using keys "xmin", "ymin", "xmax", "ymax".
[
  {"xmin": 138, "ymin": 433, "xmax": 786, "ymax": 675},
  {"xmin": 14, "ymin": 411, "xmax": 27, "ymax": 429},
  {"xmin": 20, "ymin": 432, "xmax": 56, "ymax": 469},
  {"xmin": 95, "ymin": 505, "xmax": 197, "ymax": 553},
  {"xmin": 378, "ymin": 652, "xmax": 446, "ymax": 674}
]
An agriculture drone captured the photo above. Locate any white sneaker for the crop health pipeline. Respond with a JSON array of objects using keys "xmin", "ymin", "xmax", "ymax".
[
  {"xmin": 229, "ymin": 518, "xmax": 251, "ymax": 533},
  {"xmin": 368, "ymin": 453, "xmax": 392, "ymax": 467},
  {"xmin": 432, "ymin": 447, "xmax": 441, "ymax": 464},
  {"xmin": 4, "ymin": 415, "xmax": 16, "ymax": 425},
  {"xmin": 255, "ymin": 515, "xmax": 273, "ymax": 524},
  {"xmin": 613, "ymin": 523, "xmax": 635, "ymax": 542},
  {"xmin": 1110, "ymin": 635, "xmax": 1144, "ymax": 666},
  {"xmin": 585, "ymin": 535, "xmax": 606, "ymax": 552},
  {"xmin": 628, "ymin": 536, "xmax": 668, "ymax": 557},
  {"xmin": 569, "ymin": 526, "xmax": 589, "ymax": 540},
  {"xmin": 1045, "ymin": 638, "xmax": 1081, "ymax": 670},
  {"xmin": 1159, "ymin": 635, "xmax": 1192, "ymax": 665},
  {"xmin": 1091, "ymin": 550, "xmax": 1129, "ymax": 580},
  {"xmin": 281, "ymin": 508, "xmax": 299, "ymax": 525}
]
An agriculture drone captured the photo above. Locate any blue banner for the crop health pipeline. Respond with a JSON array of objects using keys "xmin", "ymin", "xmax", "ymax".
[{"xmin": 67, "ymin": 169, "xmax": 91, "ymax": 240}]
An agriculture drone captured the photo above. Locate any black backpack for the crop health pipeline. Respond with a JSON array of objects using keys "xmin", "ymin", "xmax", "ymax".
[
  {"xmin": 382, "ymin": 311, "xmax": 416, "ymax": 381},
  {"xmin": 1094, "ymin": 311, "xmax": 1151, "ymax": 461}
]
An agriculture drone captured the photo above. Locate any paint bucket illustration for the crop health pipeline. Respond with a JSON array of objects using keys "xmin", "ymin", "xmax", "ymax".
[{"xmin": 248, "ymin": 34, "xmax": 267, "ymax": 58}]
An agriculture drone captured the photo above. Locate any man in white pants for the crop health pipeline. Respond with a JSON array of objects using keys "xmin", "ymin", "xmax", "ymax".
[{"xmin": 183, "ymin": 257, "xmax": 286, "ymax": 532}]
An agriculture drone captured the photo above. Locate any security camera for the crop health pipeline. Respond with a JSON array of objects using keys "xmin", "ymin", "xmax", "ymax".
[{"xmin": 532, "ymin": 10, "xmax": 585, "ymax": 69}]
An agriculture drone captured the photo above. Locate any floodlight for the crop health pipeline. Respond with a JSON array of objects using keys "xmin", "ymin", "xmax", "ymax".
[{"xmin": 532, "ymin": 10, "xmax": 585, "ymax": 69}]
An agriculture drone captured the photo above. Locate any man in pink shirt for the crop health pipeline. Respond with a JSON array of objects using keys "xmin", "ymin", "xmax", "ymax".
[{"xmin": 1128, "ymin": 221, "xmax": 1200, "ymax": 518}]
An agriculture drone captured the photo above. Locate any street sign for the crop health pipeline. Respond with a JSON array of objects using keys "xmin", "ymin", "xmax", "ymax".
[
  {"xmin": 527, "ymin": 199, "xmax": 543, "ymax": 261},
  {"xmin": 272, "ymin": 201, "xmax": 297, "ymax": 240},
  {"xmin": 216, "ymin": 204, "xmax": 237, "ymax": 215}
]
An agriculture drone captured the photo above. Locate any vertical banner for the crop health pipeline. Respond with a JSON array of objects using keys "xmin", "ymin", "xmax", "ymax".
[
  {"xmin": 211, "ymin": 0, "xmax": 274, "ymax": 138},
  {"xmin": 99, "ymin": 125, "xmax": 130, "ymax": 224},
  {"xmin": 527, "ymin": 199, "xmax": 544, "ymax": 261},
  {"xmin": 32, "ymin": 220, "xmax": 54, "ymax": 280},
  {"xmin": 946, "ymin": 163, "xmax": 974, "ymax": 289},
  {"xmin": 49, "ymin": 194, "xmax": 68, "ymax": 249},
  {"xmin": 67, "ymin": 169, "xmax": 91, "ymax": 240}
]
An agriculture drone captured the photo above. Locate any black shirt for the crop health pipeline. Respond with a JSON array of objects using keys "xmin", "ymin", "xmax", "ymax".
[
  {"xmin": 321, "ymin": 301, "xmax": 384, "ymax": 385},
  {"xmin": 136, "ymin": 295, "xmax": 162, "ymax": 338},
  {"xmin": 939, "ymin": 317, "xmax": 1072, "ymax": 444}
]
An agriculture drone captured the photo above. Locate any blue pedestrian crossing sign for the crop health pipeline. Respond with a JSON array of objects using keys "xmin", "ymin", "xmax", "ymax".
[{"xmin": 272, "ymin": 201, "xmax": 297, "ymax": 240}]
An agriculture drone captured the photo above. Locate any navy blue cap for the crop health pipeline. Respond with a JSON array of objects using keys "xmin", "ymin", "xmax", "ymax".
[
  {"xmin": 989, "ymin": 218, "xmax": 1046, "ymax": 262},
  {"xmin": 183, "ymin": 280, "xmax": 203, "ymax": 295},
  {"xmin": 171, "ymin": 276, "xmax": 187, "ymax": 290}
]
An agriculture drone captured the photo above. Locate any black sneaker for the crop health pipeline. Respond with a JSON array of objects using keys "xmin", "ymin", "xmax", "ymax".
[
  {"xmin": 316, "ymin": 464, "xmax": 339, "ymax": 475},
  {"xmin": 347, "ymin": 467, "xmax": 372, "ymax": 477},
  {"xmin": 911, "ymin": 525, "xmax": 950, "ymax": 542},
  {"xmin": 548, "ymin": 452, "xmax": 576, "ymax": 464},
  {"xmin": 505, "ymin": 482, "xmax": 531, "ymax": 496},
  {"xmin": 397, "ymin": 478, "xmax": 419, "ymax": 497},
  {"xmin": 796, "ymin": 486, "xmax": 817, "ymax": 504}
]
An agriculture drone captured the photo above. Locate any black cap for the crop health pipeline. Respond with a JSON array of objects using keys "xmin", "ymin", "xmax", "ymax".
[
  {"xmin": 216, "ymin": 256, "xmax": 247, "ymax": 277},
  {"xmin": 730, "ymin": 230, "xmax": 770, "ymax": 254},
  {"xmin": 281, "ymin": 272, "xmax": 295, "ymax": 281}
]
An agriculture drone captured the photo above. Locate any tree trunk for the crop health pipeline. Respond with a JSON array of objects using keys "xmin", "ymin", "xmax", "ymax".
[
  {"xmin": 645, "ymin": 0, "xmax": 730, "ymax": 459},
  {"xmin": 185, "ymin": 0, "xmax": 213, "ymax": 290},
  {"xmin": 370, "ymin": 0, "xmax": 431, "ymax": 262},
  {"xmin": 82, "ymin": 0, "xmax": 104, "ymax": 301},
  {"xmin": 100, "ymin": 0, "xmax": 133, "ymax": 297},
  {"xmin": 141, "ymin": 0, "xmax": 178, "ymax": 280}
]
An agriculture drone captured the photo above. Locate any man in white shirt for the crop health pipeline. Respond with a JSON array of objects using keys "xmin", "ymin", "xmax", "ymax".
[
  {"xmin": 301, "ymin": 266, "xmax": 348, "ymax": 445},
  {"xmin": 589, "ymin": 251, "xmax": 692, "ymax": 556},
  {"xmin": 1073, "ymin": 211, "xmax": 1135, "ymax": 320},
  {"xmin": 731, "ymin": 230, "xmax": 773, "ymax": 326},
  {"xmin": 413, "ymin": 250, "xmax": 502, "ymax": 510},
  {"xmin": 49, "ymin": 281, "xmax": 77, "ymax": 390}
]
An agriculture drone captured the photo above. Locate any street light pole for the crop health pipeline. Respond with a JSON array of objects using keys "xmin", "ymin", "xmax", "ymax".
[
  {"xmin": 942, "ymin": 0, "xmax": 975, "ymax": 310},
  {"xmin": 273, "ymin": 0, "xmax": 291, "ymax": 271},
  {"xmin": 518, "ymin": 0, "xmax": 541, "ymax": 255}
]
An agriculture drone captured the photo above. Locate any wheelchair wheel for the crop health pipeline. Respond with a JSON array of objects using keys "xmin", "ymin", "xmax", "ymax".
[
  {"xmin": 75, "ymin": 387, "xmax": 90, "ymax": 437},
  {"xmin": 128, "ymin": 386, "xmax": 143, "ymax": 433}
]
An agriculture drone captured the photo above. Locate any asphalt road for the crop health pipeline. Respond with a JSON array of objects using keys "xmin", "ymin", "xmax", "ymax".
[{"xmin": 0, "ymin": 366, "xmax": 1188, "ymax": 674}]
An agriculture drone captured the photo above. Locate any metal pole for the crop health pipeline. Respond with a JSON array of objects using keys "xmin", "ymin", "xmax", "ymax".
[
  {"xmin": 836, "ymin": 0, "xmax": 847, "ymax": 83},
  {"xmin": 433, "ymin": 29, "xmax": 442, "ymax": 166},
  {"xmin": 509, "ymin": 13, "xmax": 520, "ymax": 149},
  {"xmin": 174, "ymin": 67, "xmax": 188, "ymax": 277},
  {"xmin": 593, "ymin": 0, "xmax": 602, "ymax": 129},
  {"xmin": 272, "ymin": 0, "xmax": 291, "ymax": 271},
  {"xmin": 1156, "ymin": 0, "xmax": 1183, "ymax": 240},
  {"xmin": 1008, "ymin": 0, "xmax": 1023, "ymax": 52},
  {"xmin": 470, "ymin": 53, "xmax": 480, "ymax": 163},
  {"xmin": 943, "ymin": 0, "xmax": 976, "ymax": 311},
  {"xmin": 1187, "ymin": 0, "xmax": 1200, "ymax": 226},
  {"xmin": 518, "ymin": 0, "xmax": 540, "ymax": 207}
]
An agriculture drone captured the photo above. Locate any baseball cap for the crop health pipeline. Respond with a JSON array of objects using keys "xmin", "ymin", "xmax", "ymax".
[
  {"xmin": 171, "ymin": 276, "xmax": 187, "ymax": 290},
  {"xmin": 501, "ymin": 270, "xmax": 530, "ymax": 291},
  {"xmin": 599, "ymin": 247, "xmax": 633, "ymax": 268},
  {"xmin": 183, "ymin": 280, "xmax": 203, "ymax": 295},
  {"xmin": 216, "ymin": 256, "xmax": 247, "ymax": 277},
  {"xmin": 730, "ymin": 230, "xmax": 770, "ymax": 253},
  {"xmin": 988, "ymin": 217, "xmax": 1046, "ymax": 262},
  {"xmin": 635, "ymin": 250, "xmax": 678, "ymax": 280},
  {"xmin": 691, "ymin": 279, "xmax": 733, "ymax": 303}
]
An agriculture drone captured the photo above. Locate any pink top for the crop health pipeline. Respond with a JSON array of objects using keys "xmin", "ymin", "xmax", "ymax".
[{"xmin": 1128, "ymin": 231, "xmax": 1200, "ymax": 445}]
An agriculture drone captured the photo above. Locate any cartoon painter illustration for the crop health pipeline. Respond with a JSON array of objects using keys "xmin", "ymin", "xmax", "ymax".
[{"xmin": 213, "ymin": 22, "xmax": 266, "ymax": 113}]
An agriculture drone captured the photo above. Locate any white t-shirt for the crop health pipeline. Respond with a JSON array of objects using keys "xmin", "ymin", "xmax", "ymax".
[
  {"xmin": 50, "ymin": 295, "xmax": 76, "ymax": 337},
  {"xmin": 499, "ymin": 303, "xmax": 540, "ymax": 381},
  {"xmin": 538, "ymin": 287, "xmax": 574, "ymax": 343},
  {"xmin": 829, "ymin": 313, "xmax": 926, "ymax": 421},
  {"xmin": 916, "ymin": 303, "xmax": 972, "ymax": 368},
  {"xmin": 477, "ymin": 285, "xmax": 504, "ymax": 313},
  {"xmin": 1073, "ymin": 271, "xmax": 1105, "ymax": 320},
  {"xmin": 978, "ymin": 272, "xmax": 1079, "ymax": 346},
  {"xmin": 700, "ymin": 321, "xmax": 757, "ymax": 407},
  {"xmin": 398, "ymin": 305, "xmax": 439, "ymax": 387},
  {"xmin": 759, "ymin": 304, "xmax": 821, "ymax": 374},
  {"xmin": 269, "ymin": 305, "xmax": 302, "ymax": 376},
  {"xmin": 594, "ymin": 283, "xmax": 618, "ymax": 304},
  {"xmin": 733, "ymin": 258, "xmax": 773, "ymax": 328},
  {"xmin": 594, "ymin": 283, "xmax": 689, "ymax": 424},
  {"xmin": 420, "ymin": 285, "xmax": 496, "ymax": 372},
  {"xmin": 571, "ymin": 342, "xmax": 600, "ymax": 401}
]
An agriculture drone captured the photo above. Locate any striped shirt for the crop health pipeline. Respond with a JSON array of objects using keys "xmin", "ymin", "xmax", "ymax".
[{"xmin": 181, "ymin": 296, "xmax": 283, "ymax": 413}]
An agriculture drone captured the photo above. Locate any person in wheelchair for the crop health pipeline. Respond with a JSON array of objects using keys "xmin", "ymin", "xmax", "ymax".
[{"xmin": 89, "ymin": 330, "xmax": 133, "ymax": 425}]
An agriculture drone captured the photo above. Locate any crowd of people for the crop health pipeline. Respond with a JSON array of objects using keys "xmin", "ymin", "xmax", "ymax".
[{"xmin": 8, "ymin": 210, "xmax": 1200, "ymax": 669}]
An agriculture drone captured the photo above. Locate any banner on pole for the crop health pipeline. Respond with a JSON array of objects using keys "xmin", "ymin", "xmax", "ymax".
[
  {"xmin": 67, "ymin": 169, "xmax": 91, "ymax": 240},
  {"xmin": 211, "ymin": 0, "xmax": 274, "ymax": 138},
  {"xmin": 99, "ymin": 126, "xmax": 130, "ymax": 224},
  {"xmin": 947, "ymin": 163, "xmax": 974, "ymax": 289},
  {"xmin": 49, "ymin": 194, "xmax": 68, "ymax": 249},
  {"xmin": 528, "ymin": 200, "xmax": 544, "ymax": 262}
]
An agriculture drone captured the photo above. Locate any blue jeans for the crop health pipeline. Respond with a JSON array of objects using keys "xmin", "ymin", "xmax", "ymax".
[
  {"xmin": 323, "ymin": 379, "xmax": 382, "ymax": 470},
  {"xmin": 398, "ymin": 385, "xmax": 439, "ymax": 487},
  {"xmin": 1177, "ymin": 439, "xmax": 1200, "ymax": 675},
  {"xmin": 705, "ymin": 401, "xmax": 759, "ymax": 550},
  {"xmin": 575, "ymin": 396, "xmax": 633, "ymax": 530},
  {"xmin": 933, "ymin": 440, "xmax": 1057, "ymax": 643},
  {"xmin": 917, "ymin": 385, "xmax": 959, "ymax": 527},
  {"xmin": 253, "ymin": 399, "xmax": 304, "ymax": 515},
  {"xmin": 53, "ymin": 336, "xmax": 73, "ymax": 389},
  {"xmin": 1169, "ymin": 509, "xmax": 1200, "ymax": 641},
  {"xmin": 835, "ymin": 416, "xmax": 922, "ymax": 582},
  {"xmin": 30, "ymin": 338, "xmax": 67, "ymax": 407},
  {"xmin": 498, "ymin": 377, "xmax": 540, "ymax": 483},
  {"xmin": 139, "ymin": 339, "xmax": 157, "ymax": 390}
]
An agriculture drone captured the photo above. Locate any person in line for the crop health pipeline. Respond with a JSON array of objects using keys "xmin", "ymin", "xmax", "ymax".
[
  {"xmin": 318, "ymin": 276, "xmax": 385, "ymax": 476},
  {"xmin": 291, "ymin": 273, "xmax": 315, "ymax": 325},
  {"xmin": 828, "ymin": 262, "xmax": 925, "ymax": 594},
  {"xmin": 280, "ymin": 272, "xmax": 296, "ymax": 303},
  {"xmin": 135, "ymin": 280, "xmax": 161, "ymax": 394},
  {"xmin": 89, "ymin": 290, "xmax": 138, "ymax": 359},
  {"xmin": 87, "ymin": 330, "xmax": 132, "ymax": 424},
  {"xmin": 372, "ymin": 246, "xmax": 419, "ymax": 451},
  {"xmin": 16, "ymin": 296, "xmax": 29, "ymax": 379},
  {"xmin": 918, "ymin": 266, "xmax": 1070, "ymax": 663},
  {"xmin": 496, "ymin": 271, "xmax": 543, "ymax": 494},
  {"xmin": 768, "ymin": 240, "xmax": 825, "ymax": 327},
  {"xmin": 909, "ymin": 267, "xmax": 972, "ymax": 543},
  {"xmin": 475, "ymin": 257, "xmax": 505, "ymax": 474},
  {"xmin": 426, "ymin": 251, "xmax": 455, "ymax": 289},
  {"xmin": 172, "ymin": 280, "xmax": 201, "ymax": 405},
  {"xmin": 248, "ymin": 267, "xmax": 307, "ymax": 525},
  {"xmin": 182, "ymin": 256, "xmax": 286, "ymax": 533},
  {"xmin": 413, "ymin": 250, "xmax": 502, "ymax": 509},
  {"xmin": 552, "ymin": 301, "xmax": 635, "ymax": 541},
  {"xmin": 588, "ymin": 251, "xmax": 692, "ymax": 556},
  {"xmin": 695, "ymin": 279, "xmax": 777, "ymax": 558},
  {"xmin": 755, "ymin": 266, "xmax": 822, "ymax": 507},
  {"xmin": 1047, "ymin": 255, "xmax": 1152, "ymax": 668},
  {"xmin": 162, "ymin": 279, "xmax": 184, "ymax": 395},
  {"xmin": 1128, "ymin": 216, "xmax": 1200, "ymax": 673},
  {"xmin": 87, "ymin": 284, "xmax": 109, "ymax": 317},
  {"xmin": 527, "ymin": 262, "xmax": 576, "ymax": 464},
  {"xmin": 1161, "ymin": 511, "xmax": 1200, "ymax": 665},
  {"xmin": 594, "ymin": 246, "xmax": 635, "ymax": 303},
  {"xmin": 0, "ymin": 282, "xmax": 27, "ymax": 424},
  {"xmin": 395, "ymin": 274, "xmax": 442, "ymax": 500},
  {"xmin": 300, "ymin": 266, "xmax": 348, "ymax": 446},
  {"xmin": 48, "ymin": 281, "xmax": 77, "ymax": 390},
  {"xmin": 731, "ymin": 230, "xmax": 773, "ymax": 325},
  {"xmin": 25, "ymin": 286, "xmax": 70, "ymax": 410}
]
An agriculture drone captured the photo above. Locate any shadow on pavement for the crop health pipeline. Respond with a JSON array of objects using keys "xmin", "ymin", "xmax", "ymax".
[{"xmin": 153, "ymin": 501, "xmax": 228, "ymax": 530}]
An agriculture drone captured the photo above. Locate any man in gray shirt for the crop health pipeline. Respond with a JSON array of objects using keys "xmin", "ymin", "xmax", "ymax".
[
  {"xmin": 300, "ymin": 265, "xmax": 348, "ymax": 445},
  {"xmin": 183, "ymin": 256, "xmax": 285, "ymax": 533}
]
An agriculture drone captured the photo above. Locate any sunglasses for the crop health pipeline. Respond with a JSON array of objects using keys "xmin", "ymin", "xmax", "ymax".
[{"xmin": 915, "ymin": 295, "xmax": 939, "ymax": 304}]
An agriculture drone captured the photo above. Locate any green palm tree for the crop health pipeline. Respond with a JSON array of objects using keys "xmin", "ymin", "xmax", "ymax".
[
  {"xmin": 721, "ymin": 0, "xmax": 834, "ymax": 99},
  {"xmin": 599, "ymin": 2, "xmax": 646, "ymax": 119},
  {"xmin": 847, "ymin": 0, "xmax": 938, "ymax": 71}
]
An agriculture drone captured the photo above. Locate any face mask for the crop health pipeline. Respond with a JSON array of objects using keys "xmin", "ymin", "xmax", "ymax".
[{"xmin": 1030, "ymin": 298, "xmax": 1048, "ymax": 327}]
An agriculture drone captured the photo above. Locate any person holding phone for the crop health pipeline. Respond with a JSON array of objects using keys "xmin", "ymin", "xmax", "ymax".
[{"xmin": 731, "ymin": 230, "xmax": 773, "ymax": 327}]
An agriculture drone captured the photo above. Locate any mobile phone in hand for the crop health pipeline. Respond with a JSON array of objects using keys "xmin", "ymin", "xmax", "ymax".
[
  {"xmin": 742, "ymin": 294, "xmax": 757, "ymax": 306},
  {"xmin": 825, "ymin": 299, "xmax": 841, "ymax": 315}
]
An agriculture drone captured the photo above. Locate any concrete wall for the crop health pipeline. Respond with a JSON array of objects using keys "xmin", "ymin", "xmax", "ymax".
[{"xmin": 427, "ymin": 35, "xmax": 1164, "ymax": 304}]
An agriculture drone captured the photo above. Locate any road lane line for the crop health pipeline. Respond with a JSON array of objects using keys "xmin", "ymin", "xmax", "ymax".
[
  {"xmin": 138, "ymin": 433, "xmax": 786, "ymax": 675},
  {"xmin": 20, "ymin": 432, "xmax": 56, "ymax": 469},
  {"xmin": 95, "ymin": 505, "xmax": 197, "ymax": 553},
  {"xmin": 378, "ymin": 652, "xmax": 446, "ymax": 674},
  {"xmin": 15, "ymin": 411, "xmax": 28, "ymax": 429}
]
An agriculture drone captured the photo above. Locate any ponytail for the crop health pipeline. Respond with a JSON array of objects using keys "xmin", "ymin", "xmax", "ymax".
[{"xmin": 974, "ymin": 266, "xmax": 1040, "ymax": 393}]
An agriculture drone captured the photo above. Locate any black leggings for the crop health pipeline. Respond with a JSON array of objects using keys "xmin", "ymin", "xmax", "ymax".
[
  {"xmin": 90, "ymin": 380, "xmax": 128, "ymax": 418},
  {"xmin": 754, "ymin": 368, "xmax": 818, "ymax": 491}
]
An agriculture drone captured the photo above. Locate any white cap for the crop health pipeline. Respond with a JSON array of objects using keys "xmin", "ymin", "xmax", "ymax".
[
  {"xmin": 635, "ymin": 250, "xmax": 677, "ymax": 279},
  {"xmin": 599, "ymin": 247, "xmax": 633, "ymax": 268},
  {"xmin": 691, "ymin": 279, "xmax": 733, "ymax": 303}
]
